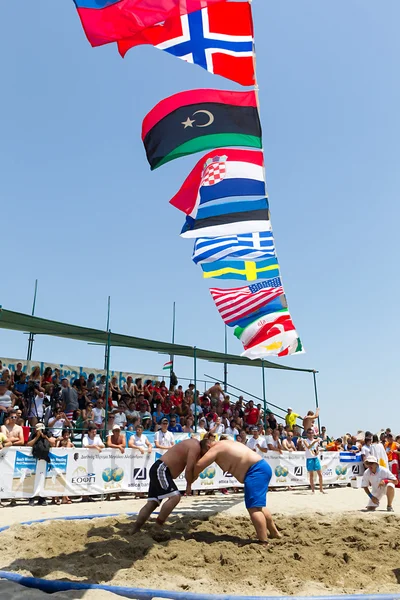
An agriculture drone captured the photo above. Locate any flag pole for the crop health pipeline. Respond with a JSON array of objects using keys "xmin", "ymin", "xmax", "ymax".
[
  {"xmin": 104, "ymin": 296, "xmax": 111, "ymax": 370},
  {"xmin": 26, "ymin": 279, "xmax": 38, "ymax": 373},
  {"xmin": 223, "ymin": 324, "xmax": 228, "ymax": 392},
  {"xmin": 193, "ymin": 346, "xmax": 197, "ymax": 433},
  {"xmin": 170, "ymin": 301, "xmax": 176, "ymax": 388}
]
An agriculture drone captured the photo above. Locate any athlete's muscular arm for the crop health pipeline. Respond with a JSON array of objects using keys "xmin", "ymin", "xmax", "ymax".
[{"xmin": 184, "ymin": 447, "xmax": 201, "ymax": 495}]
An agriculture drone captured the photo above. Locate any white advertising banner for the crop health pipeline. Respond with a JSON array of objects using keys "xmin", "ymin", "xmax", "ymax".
[
  {"xmin": 0, "ymin": 447, "xmax": 362, "ymax": 499},
  {"xmin": 0, "ymin": 356, "xmax": 157, "ymax": 389}
]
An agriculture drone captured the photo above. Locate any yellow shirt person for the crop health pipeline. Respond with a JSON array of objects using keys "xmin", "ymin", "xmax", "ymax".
[{"xmin": 285, "ymin": 408, "xmax": 299, "ymax": 430}]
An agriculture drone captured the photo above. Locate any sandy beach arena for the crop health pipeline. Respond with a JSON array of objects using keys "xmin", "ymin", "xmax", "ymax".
[{"xmin": 1, "ymin": 487, "xmax": 400, "ymax": 598}]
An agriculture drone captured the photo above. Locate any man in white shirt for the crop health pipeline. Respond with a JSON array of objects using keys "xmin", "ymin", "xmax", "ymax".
[
  {"xmin": 82, "ymin": 425, "xmax": 105, "ymax": 450},
  {"xmin": 266, "ymin": 429, "xmax": 283, "ymax": 454},
  {"xmin": 93, "ymin": 400, "xmax": 105, "ymax": 428},
  {"xmin": 247, "ymin": 427, "xmax": 268, "ymax": 456},
  {"xmin": 154, "ymin": 419, "xmax": 175, "ymax": 450},
  {"xmin": 361, "ymin": 435, "xmax": 373, "ymax": 464},
  {"xmin": 362, "ymin": 455, "xmax": 397, "ymax": 511},
  {"xmin": 196, "ymin": 418, "xmax": 208, "ymax": 435},
  {"xmin": 225, "ymin": 419, "xmax": 239, "ymax": 438},
  {"xmin": 113, "ymin": 407, "xmax": 127, "ymax": 429},
  {"xmin": 210, "ymin": 416, "xmax": 225, "ymax": 436}
]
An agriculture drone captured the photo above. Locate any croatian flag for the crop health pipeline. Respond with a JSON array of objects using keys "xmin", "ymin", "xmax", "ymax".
[
  {"xmin": 170, "ymin": 148, "xmax": 266, "ymax": 216},
  {"xmin": 118, "ymin": 3, "xmax": 255, "ymax": 86}
]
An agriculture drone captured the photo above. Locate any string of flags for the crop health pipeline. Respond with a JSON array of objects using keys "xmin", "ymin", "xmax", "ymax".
[{"xmin": 71, "ymin": 0, "xmax": 303, "ymax": 359}]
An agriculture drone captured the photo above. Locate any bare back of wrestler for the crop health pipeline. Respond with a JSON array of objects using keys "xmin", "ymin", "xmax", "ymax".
[{"xmin": 194, "ymin": 440, "xmax": 280, "ymax": 544}]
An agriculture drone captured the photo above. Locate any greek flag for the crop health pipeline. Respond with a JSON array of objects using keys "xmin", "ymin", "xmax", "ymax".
[{"xmin": 192, "ymin": 231, "xmax": 275, "ymax": 265}]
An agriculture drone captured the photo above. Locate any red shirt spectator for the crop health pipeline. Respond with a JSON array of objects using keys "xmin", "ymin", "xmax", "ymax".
[
  {"xmin": 244, "ymin": 401, "xmax": 260, "ymax": 426},
  {"xmin": 160, "ymin": 381, "xmax": 169, "ymax": 397},
  {"xmin": 161, "ymin": 396, "xmax": 173, "ymax": 415},
  {"xmin": 170, "ymin": 394, "xmax": 182, "ymax": 407}
]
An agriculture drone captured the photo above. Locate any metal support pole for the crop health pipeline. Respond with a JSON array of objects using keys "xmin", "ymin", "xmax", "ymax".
[
  {"xmin": 103, "ymin": 329, "xmax": 111, "ymax": 441},
  {"xmin": 223, "ymin": 324, "xmax": 228, "ymax": 392},
  {"xmin": 170, "ymin": 301, "xmax": 176, "ymax": 388},
  {"xmin": 312, "ymin": 370, "xmax": 321, "ymax": 432},
  {"xmin": 26, "ymin": 279, "xmax": 38, "ymax": 362},
  {"xmin": 193, "ymin": 346, "xmax": 197, "ymax": 433},
  {"xmin": 262, "ymin": 360, "xmax": 267, "ymax": 432},
  {"xmin": 104, "ymin": 296, "xmax": 111, "ymax": 370}
]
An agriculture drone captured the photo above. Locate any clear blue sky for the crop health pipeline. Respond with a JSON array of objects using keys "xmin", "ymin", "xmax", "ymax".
[{"xmin": 1, "ymin": 0, "xmax": 399, "ymax": 436}]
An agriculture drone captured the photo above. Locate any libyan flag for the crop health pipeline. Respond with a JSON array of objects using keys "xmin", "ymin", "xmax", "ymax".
[{"xmin": 142, "ymin": 89, "xmax": 262, "ymax": 170}]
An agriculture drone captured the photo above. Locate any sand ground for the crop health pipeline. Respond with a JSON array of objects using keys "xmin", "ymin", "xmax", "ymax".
[{"xmin": 1, "ymin": 487, "xmax": 399, "ymax": 598}]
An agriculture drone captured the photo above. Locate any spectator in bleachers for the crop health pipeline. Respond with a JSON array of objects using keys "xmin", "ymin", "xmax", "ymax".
[
  {"xmin": 121, "ymin": 376, "xmax": 135, "ymax": 404},
  {"xmin": 61, "ymin": 378, "xmax": 79, "ymax": 421},
  {"xmin": 107, "ymin": 424, "xmax": 126, "ymax": 454},
  {"xmin": 93, "ymin": 399, "xmax": 105, "ymax": 429},
  {"xmin": 126, "ymin": 399, "xmax": 140, "ymax": 424},
  {"xmin": 282, "ymin": 431, "xmax": 296, "ymax": 452},
  {"xmin": 168, "ymin": 416, "xmax": 183, "ymax": 433},
  {"xmin": 134, "ymin": 378, "xmax": 143, "ymax": 396},
  {"xmin": 27, "ymin": 390, "xmax": 45, "ymax": 428},
  {"xmin": 128, "ymin": 424, "xmax": 152, "ymax": 454},
  {"xmin": 155, "ymin": 418, "xmax": 175, "ymax": 449},
  {"xmin": 266, "ymin": 428, "xmax": 283, "ymax": 454},
  {"xmin": 113, "ymin": 404, "xmax": 128, "ymax": 430},
  {"xmin": 29, "ymin": 366, "xmax": 44, "ymax": 392},
  {"xmin": 48, "ymin": 408, "xmax": 72, "ymax": 439},
  {"xmin": 1, "ymin": 410, "xmax": 24, "ymax": 445},
  {"xmin": 196, "ymin": 418, "xmax": 208, "ymax": 435},
  {"xmin": 225, "ymin": 419, "xmax": 239, "ymax": 438},
  {"xmin": 13, "ymin": 363, "xmax": 23, "ymax": 383},
  {"xmin": 244, "ymin": 400, "xmax": 260, "ymax": 431},
  {"xmin": 13, "ymin": 372, "xmax": 28, "ymax": 403},
  {"xmin": 110, "ymin": 376, "xmax": 121, "ymax": 406},
  {"xmin": 41, "ymin": 367, "xmax": 53, "ymax": 387},
  {"xmin": 0, "ymin": 381, "xmax": 15, "ymax": 420},
  {"xmin": 182, "ymin": 415, "xmax": 194, "ymax": 433},
  {"xmin": 52, "ymin": 368, "xmax": 61, "ymax": 386},
  {"xmin": 82, "ymin": 425, "xmax": 105, "ymax": 451},
  {"xmin": 247, "ymin": 426, "xmax": 268, "ymax": 455},
  {"xmin": 210, "ymin": 416, "xmax": 225, "ymax": 436}
]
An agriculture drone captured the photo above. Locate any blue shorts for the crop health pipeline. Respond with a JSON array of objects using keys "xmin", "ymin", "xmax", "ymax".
[
  {"xmin": 306, "ymin": 457, "xmax": 321, "ymax": 472},
  {"xmin": 244, "ymin": 460, "xmax": 272, "ymax": 509}
]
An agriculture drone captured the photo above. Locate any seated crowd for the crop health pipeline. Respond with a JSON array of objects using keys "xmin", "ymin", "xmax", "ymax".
[{"xmin": 1, "ymin": 363, "xmax": 399, "ymax": 479}]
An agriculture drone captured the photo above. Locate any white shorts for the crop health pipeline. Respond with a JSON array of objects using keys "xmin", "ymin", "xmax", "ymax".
[{"xmin": 367, "ymin": 482, "xmax": 395, "ymax": 508}]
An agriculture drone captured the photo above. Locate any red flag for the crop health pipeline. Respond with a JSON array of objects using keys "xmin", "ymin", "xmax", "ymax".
[
  {"xmin": 118, "ymin": 3, "xmax": 255, "ymax": 86},
  {"xmin": 73, "ymin": 0, "xmax": 230, "ymax": 47}
]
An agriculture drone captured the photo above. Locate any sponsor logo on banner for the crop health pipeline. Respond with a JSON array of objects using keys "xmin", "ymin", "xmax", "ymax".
[
  {"xmin": 71, "ymin": 466, "xmax": 96, "ymax": 487},
  {"xmin": 294, "ymin": 466, "xmax": 303, "ymax": 477},
  {"xmin": 199, "ymin": 466, "xmax": 216, "ymax": 486},
  {"xmin": 352, "ymin": 464, "xmax": 361, "ymax": 475},
  {"xmin": 13, "ymin": 451, "xmax": 37, "ymax": 494},
  {"xmin": 102, "ymin": 467, "xmax": 124, "ymax": 490},
  {"xmin": 133, "ymin": 467, "xmax": 147, "ymax": 481},
  {"xmin": 45, "ymin": 453, "xmax": 68, "ymax": 493}
]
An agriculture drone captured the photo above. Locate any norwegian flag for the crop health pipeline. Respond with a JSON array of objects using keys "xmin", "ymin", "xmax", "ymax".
[{"xmin": 118, "ymin": 2, "xmax": 255, "ymax": 86}]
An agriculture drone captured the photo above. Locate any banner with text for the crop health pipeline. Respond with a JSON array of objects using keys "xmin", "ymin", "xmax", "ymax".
[
  {"xmin": 0, "ymin": 357, "xmax": 157, "ymax": 389},
  {"xmin": 0, "ymin": 447, "xmax": 362, "ymax": 498}
]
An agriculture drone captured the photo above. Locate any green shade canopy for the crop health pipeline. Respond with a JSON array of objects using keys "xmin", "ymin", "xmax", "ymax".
[{"xmin": 0, "ymin": 306, "xmax": 315, "ymax": 373}]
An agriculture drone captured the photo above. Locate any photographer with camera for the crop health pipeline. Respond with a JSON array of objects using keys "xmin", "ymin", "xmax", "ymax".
[
  {"xmin": 26, "ymin": 383, "xmax": 45, "ymax": 428},
  {"xmin": 26, "ymin": 422, "xmax": 54, "ymax": 506},
  {"xmin": 48, "ymin": 407, "xmax": 72, "ymax": 439}
]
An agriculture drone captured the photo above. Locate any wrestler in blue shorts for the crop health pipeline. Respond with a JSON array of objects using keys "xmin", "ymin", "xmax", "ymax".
[{"xmin": 194, "ymin": 442, "xmax": 281, "ymax": 544}]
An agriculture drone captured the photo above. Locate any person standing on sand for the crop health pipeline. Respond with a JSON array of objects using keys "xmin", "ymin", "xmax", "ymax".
[
  {"xmin": 193, "ymin": 440, "xmax": 281, "ymax": 544},
  {"xmin": 304, "ymin": 428, "xmax": 326, "ymax": 494},
  {"xmin": 131, "ymin": 437, "xmax": 211, "ymax": 533}
]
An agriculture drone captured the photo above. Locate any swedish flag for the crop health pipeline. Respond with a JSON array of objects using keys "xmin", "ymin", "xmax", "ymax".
[{"xmin": 202, "ymin": 257, "xmax": 280, "ymax": 281}]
